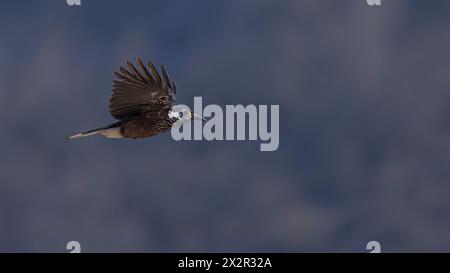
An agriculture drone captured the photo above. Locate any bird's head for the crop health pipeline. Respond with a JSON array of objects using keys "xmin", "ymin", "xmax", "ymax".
[{"xmin": 169, "ymin": 107, "xmax": 205, "ymax": 123}]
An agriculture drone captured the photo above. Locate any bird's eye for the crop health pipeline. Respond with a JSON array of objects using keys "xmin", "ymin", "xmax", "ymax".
[{"xmin": 179, "ymin": 112, "xmax": 183, "ymax": 118}]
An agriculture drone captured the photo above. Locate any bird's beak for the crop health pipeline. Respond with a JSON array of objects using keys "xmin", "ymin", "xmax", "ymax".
[{"xmin": 191, "ymin": 113, "xmax": 206, "ymax": 121}]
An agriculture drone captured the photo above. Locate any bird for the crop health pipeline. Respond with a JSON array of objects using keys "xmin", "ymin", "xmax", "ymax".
[{"xmin": 68, "ymin": 58, "xmax": 204, "ymax": 140}]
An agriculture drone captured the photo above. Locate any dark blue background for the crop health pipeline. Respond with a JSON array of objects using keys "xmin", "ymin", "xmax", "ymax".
[{"xmin": 0, "ymin": 0, "xmax": 449, "ymax": 252}]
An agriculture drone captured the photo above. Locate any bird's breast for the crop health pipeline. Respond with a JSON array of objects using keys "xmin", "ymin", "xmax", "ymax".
[{"xmin": 120, "ymin": 117, "xmax": 172, "ymax": 139}]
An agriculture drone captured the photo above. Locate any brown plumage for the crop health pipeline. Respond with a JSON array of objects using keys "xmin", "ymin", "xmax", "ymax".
[{"xmin": 68, "ymin": 58, "xmax": 197, "ymax": 141}]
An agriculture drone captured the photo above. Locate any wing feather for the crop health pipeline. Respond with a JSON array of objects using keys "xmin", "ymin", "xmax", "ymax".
[
  {"xmin": 127, "ymin": 60, "xmax": 146, "ymax": 82},
  {"xmin": 148, "ymin": 61, "xmax": 162, "ymax": 84},
  {"xmin": 161, "ymin": 65, "xmax": 172, "ymax": 90}
]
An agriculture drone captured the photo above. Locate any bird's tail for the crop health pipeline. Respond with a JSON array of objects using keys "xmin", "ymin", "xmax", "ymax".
[{"xmin": 67, "ymin": 122, "xmax": 121, "ymax": 140}]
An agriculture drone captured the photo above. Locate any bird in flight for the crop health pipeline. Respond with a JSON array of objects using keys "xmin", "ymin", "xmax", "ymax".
[{"xmin": 68, "ymin": 58, "xmax": 204, "ymax": 140}]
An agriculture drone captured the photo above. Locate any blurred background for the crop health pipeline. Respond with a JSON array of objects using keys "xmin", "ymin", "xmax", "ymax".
[{"xmin": 0, "ymin": 0, "xmax": 449, "ymax": 252}]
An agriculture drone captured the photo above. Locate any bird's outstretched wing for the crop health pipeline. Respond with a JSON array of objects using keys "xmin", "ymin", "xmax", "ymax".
[{"xmin": 109, "ymin": 58, "xmax": 177, "ymax": 120}]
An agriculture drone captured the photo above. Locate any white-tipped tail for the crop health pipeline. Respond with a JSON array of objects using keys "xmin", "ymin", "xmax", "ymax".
[
  {"xmin": 67, "ymin": 125, "xmax": 123, "ymax": 140},
  {"xmin": 67, "ymin": 129, "xmax": 102, "ymax": 140}
]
